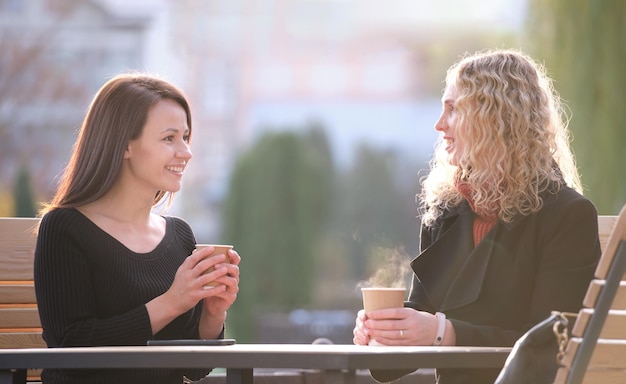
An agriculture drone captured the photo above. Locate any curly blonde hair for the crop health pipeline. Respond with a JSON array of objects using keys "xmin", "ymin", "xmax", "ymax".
[{"xmin": 419, "ymin": 49, "xmax": 582, "ymax": 226}]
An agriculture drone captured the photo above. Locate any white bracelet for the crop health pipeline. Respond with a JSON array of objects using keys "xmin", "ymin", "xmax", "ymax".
[{"xmin": 433, "ymin": 312, "xmax": 446, "ymax": 346}]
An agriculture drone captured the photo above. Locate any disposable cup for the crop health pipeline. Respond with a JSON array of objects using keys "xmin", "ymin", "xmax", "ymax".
[
  {"xmin": 195, "ymin": 244, "xmax": 233, "ymax": 288},
  {"xmin": 361, "ymin": 287, "xmax": 406, "ymax": 345},
  {"xmin": 361, "ymin": 287, "xmax": 406, "ymax": 314}
]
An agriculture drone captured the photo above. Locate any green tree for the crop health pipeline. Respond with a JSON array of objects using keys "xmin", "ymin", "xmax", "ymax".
[
  {"xmin": 221, "ymin": 126, "xmax": 333, "ymax": 342},
  {"xmin": 526, "ymin": 0, "xmax": 626, "ymax": 214},
  {"xmin": 13, "ymin": 165, "xmax": 37, "ymax": 217},
  {"xmin": 331, "ymin": 145, "xmax": 420, "ymax": 284}
]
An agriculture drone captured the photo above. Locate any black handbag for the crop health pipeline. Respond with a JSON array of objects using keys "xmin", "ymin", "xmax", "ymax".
[{"xmin": 494, "ymin": 311, "xmax": 574, "ymax": 384}]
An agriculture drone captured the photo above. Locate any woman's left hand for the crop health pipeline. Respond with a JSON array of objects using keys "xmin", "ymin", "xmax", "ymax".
[
  {"xmin": 354, "ymin": 307, "xmax": 439, "ymax": 346},
  {"xmin": 201, "ymin": 248, "xmax": 241, "ymax": 316}
]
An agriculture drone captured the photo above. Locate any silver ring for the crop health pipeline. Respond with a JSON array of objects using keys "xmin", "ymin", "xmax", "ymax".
[{"xmin": 400, "ymin": 329, "xmax": 404, "ymax": 338}]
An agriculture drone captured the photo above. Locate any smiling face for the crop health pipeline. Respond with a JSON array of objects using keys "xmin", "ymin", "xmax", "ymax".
[
  {"xmin": 123, "ymin": 98, "xmax": 192, "ymax": 196},
  {"xmin": 435, "ymin": 84, "xmax": 462, "ymax": 166}
]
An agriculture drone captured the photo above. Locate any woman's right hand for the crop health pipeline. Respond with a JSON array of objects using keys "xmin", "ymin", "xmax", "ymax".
[{"xmin": 353, "ymin": 309, "xmax": 370, "ymax": 345}]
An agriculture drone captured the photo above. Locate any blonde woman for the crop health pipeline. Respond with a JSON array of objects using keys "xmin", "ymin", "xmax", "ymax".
[{"xmin": 353, "ymin": 49, "xmax": 601, "ymax": 384}]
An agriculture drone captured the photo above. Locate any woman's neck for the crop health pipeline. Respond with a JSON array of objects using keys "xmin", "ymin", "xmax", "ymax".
[{"xmin": 80, "ymin": 184, "xmax": 154, "ymax": 224}]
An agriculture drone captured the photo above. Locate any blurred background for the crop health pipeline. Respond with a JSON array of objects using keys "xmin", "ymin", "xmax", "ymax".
[{"xmin": 1, "ymin": 0, "xmax": 624, "ymax": 343}]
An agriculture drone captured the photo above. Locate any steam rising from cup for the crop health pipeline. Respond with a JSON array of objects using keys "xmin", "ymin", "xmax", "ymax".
[{"xmin": 358, "ymin": 246, "xmax": 412, "ymax": 289}]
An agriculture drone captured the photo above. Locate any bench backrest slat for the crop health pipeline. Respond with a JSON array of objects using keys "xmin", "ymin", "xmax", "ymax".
[
  {"xmin": 0, "ymin": 218, "xmax": 40, "ymax": 281},
  {"xmin": 598, "ymin": 215, "xmax": 617, "ymax": 258},
  {"xmin": 555, "ymin": 205, "xmax": 626, "ymax": 384}
]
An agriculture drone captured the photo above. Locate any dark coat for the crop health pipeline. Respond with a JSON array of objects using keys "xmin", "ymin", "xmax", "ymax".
[{"xmin": 404, "ymin": 186, "xmax": 599, "ymax": 384}]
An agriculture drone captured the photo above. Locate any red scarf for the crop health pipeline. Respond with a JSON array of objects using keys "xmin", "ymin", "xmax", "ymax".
[{"xmin": 456, "ymin": 181, "xmax": 498, "ymax": 247}]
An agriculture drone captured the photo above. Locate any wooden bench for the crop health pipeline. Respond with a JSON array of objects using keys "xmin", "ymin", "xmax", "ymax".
[
  {"xmin": 552, "ymin": 203, "xmax": 626, "ymax": 384},
  {"xmin": 0, "ymin": 214, "xmax": 619, "ymax": 383},
  {"xmin": 0, "ymin": 217, "xmax": 43, "ymax": 381}
]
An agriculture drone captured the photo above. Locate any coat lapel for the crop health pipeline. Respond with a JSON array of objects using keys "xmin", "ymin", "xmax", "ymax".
[
  {"xmin": 441, "ymin": 226, "xmax": 498, "ymax": 311},
  {"xmin": 411, "ymin": 208, "xmax": 499, "ymax": 312}
]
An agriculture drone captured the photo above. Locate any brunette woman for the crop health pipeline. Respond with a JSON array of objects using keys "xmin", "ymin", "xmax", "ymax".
[{"xmin": 34, "ymin": 73, "xmax": 240, "ymax": 384}]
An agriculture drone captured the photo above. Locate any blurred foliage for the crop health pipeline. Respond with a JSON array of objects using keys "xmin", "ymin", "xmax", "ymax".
[
  {"xmin": 311, "ymin": 145, "xmax": 421, "ymax": 313},
  {"xmin": 329, "ymin": 145, "xmax": 420, "ymax": 283},
  {"xmin": 526, "ymin": 0, "xmax": 626, "ymax": 214},
  {"xmin": 13, "ymin": 164, "xmax": 37, "ymax": 217},
  {"xmin": 221, "ymin": 125, "xmax": 334, "ymax": 342},
  {"xmin": 402, "ymin": 30, "xmax": 521, "ymax": 98},
  {"xmin": 221, "ymin": 124, "xmax": 424, "ymax": 342}
]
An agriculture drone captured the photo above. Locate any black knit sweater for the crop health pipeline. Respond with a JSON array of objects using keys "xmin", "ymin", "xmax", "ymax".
[{"xmin": 34, "ymin": 208, "xmax": 211, "ymax": 383}]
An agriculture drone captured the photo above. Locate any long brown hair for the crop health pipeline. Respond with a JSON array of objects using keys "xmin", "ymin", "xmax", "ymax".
[{"xmin": 41, "ymin": 73, "xmax": 192, "ymax": 216}]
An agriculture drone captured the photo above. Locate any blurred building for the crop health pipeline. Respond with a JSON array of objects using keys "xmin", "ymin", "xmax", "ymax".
[
  {"xmin": 0, "ymin": 0, "xmax": 152, "ymax": 201},
  {"xmin": 161, "ymin": 0, "xmax": 525, "ymax": 240},
  {"xmin": 1, "ymin": 0, "xmax": 525, "ymax": 240},
  {"xmin": 0, "ymin": 0, "xmax": 526, "ymax": 343}
]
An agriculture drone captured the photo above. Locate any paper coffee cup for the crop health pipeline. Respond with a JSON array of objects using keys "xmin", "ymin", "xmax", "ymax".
[
  {"xmin": 361, "ymin": 287, "xmax": 406, "ymax": 314},
  {"xmin": 361, "ymin": 287, "xmax": 406, "ymax": 345},
  {"xmin": 195, "ymin": 244, "xmax": 233, "ymax": 288}
]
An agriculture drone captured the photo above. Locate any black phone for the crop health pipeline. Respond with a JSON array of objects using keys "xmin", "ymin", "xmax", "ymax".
[{"xmin": 147, "ymin": 338, "xmax": 236, "ymax": 346}]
